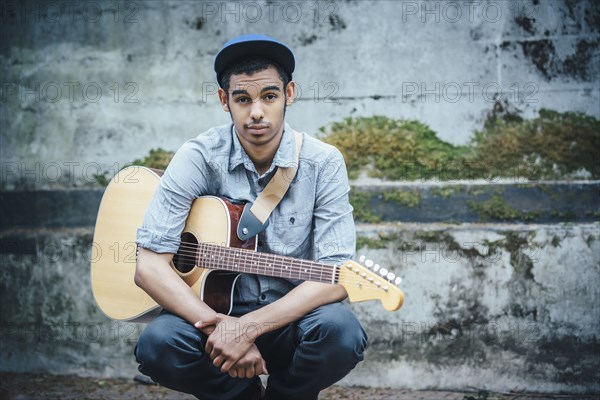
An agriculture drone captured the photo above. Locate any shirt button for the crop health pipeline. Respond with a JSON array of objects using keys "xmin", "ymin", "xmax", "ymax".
[{"xmin": 260, "ymin": 294, "xmax": 267, "ymax": 301}]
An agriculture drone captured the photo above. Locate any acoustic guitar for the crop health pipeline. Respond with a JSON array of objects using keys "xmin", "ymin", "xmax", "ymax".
[{"xmin": 91, "ymin": 166, "xmax": 404, "ymax": 321}]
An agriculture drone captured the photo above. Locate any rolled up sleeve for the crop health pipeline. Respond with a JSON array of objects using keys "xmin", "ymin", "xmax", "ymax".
[
  {"xmin": 312, "ymin": 148, "xmax": 356, "ymax": 265},
  {"xmin": 136, "ymin": 141, "xmax": 210, "ymax": 254}
]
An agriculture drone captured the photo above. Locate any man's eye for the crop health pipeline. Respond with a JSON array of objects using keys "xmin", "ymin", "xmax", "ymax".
[
  {"xmin": 264, "ymin": 94, "xmax": 277, "ymax": 101},
  {"xmin": 235, "ymin": 97, "xmax": 250, "ymax": 103}
]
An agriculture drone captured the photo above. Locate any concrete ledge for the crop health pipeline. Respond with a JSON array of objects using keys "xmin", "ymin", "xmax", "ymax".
[
  {"xmin": 0, "ymin": 190, "xmax": 102, "ymax": 230},
  {"xmin": 351, "ymin": 181, "xmax": 600, "ymax": 223},
  {"xmin": 1, "ymin": 182, "xmax": 598, "ymax": 230}
]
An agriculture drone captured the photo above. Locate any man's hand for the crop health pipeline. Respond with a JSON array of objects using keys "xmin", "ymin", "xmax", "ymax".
[
  {"xmin": 227, "ymin": 343, "xmax": 268, "ymax": 378},
  {"xmin": 195, "ymin": 314, "xmax": 257, "ymax": 374}
]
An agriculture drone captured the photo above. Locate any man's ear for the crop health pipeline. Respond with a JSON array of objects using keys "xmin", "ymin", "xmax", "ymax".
[
  {"xmin": 218, "ymin": 88, "xmax": 229, "ymax": 112},
  {"xmin": 285, "ymin": 81, "xmax": 296, "ymax": 106}
]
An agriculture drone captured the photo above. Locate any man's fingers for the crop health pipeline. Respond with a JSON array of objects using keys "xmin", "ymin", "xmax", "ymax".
[
  {"xmin": 212, "ymin": 354, "xmax": 225, "ymax": 370},
  {"xmin": 194, "ymin": 315, "xmax": 219, "ymax": 330},
  {"xmin": 220, "ymin": 359, "xmax": 236, "ymax": 373},
  {"xmin": 205, "ymin": 338, "xmax": 216, "ymax": 355},
  {"xmin": 229, "ymin": 368, "xmax": 247, "ymax": 379},
  {"xmin": 254, "ymin": 360, "xmax": 266, "ymax": 375},
  {"xmin": 207, "ymin": 345, "xmax": 217, "ymax": 360}
]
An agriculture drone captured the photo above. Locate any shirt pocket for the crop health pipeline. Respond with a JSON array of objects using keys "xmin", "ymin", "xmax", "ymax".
[{"xmin": 272, "ymin": 210, "xmax": 313, "ymax": 256}]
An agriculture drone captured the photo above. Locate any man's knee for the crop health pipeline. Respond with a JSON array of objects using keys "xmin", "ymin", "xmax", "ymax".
[
  {"xmin": 136, "ymin": 318, "xmax": 170, "ymax": 372},
  {"xmin": 135, "ymin": 314, "xmax": 196, "ymax": 380},
  {"xmin": 304, "ymin": 303, "xmax": 368, "ymax": 366}
]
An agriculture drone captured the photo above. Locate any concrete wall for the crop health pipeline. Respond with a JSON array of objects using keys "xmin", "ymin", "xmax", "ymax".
[
  {"xmin": 350, "ymin": 222, "xmax": 600, "ymax": 392},
  {"xmin": 1, "ymin": 0, "xmax": 599, "ymax": 394},
  {"xmin": 1, "ymin": 220, "xmax": 599, "ymax": 392},
  {"xmin": 1, "ymin": 0, "xmax": 599, "ymax": 189}
]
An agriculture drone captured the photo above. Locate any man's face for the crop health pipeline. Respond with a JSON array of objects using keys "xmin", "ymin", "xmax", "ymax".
[{"xmin": 218, "ymin": 66, "xmax": 295, "ymax": 148}]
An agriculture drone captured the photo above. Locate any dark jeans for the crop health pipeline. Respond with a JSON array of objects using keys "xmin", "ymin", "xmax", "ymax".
[{"xmin": 134, "ymin": 301, "xmax": 367, "ymax": 400}]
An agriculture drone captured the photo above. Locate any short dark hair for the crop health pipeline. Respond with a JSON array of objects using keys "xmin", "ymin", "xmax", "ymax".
[{"xmin": 218, "ymin": 57, "xmax": 290, "ymax": 94}]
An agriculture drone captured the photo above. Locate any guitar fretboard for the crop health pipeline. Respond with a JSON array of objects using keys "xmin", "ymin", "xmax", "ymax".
[{"xmin": 195, "ymin": 242, "xmax": 337, "ymax": 284}]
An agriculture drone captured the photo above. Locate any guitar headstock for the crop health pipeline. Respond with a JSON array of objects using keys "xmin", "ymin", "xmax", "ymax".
[
  {"xmin": 338, "ymin": 256, "xmax": 404, "ymax": 311},
  {"xmin": 338, "ymin": 255, "xmax": 404, "ymax": 311}
]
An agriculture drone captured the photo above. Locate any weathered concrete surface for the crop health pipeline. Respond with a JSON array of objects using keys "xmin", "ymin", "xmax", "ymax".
[
  {"xmin": 1, "ymin": 0, "xmax": 599, "ymax": 190},
  {"xmin": 348, "ymin": 222, "xmax": 600, "ymax": 392},
  {"xmin": 0, "ymin": 228, "xmax": 143, "ymax": 377},
  {"xmin": 1, "ymin": 223, "xmax": 598, "ymax": 392}
]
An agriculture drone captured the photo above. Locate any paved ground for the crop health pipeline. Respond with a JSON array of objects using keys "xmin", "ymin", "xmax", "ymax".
[{"xmin": 0, "ymin": 373, "xmax": 598, "ymax": 400}]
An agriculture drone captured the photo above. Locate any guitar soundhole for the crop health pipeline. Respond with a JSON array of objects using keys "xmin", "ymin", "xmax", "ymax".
[{"xmin": 173, "ymin": 232, "xmax": 198, "ymax": 273}]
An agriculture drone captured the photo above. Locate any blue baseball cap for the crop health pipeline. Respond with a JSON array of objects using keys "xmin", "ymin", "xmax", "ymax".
[{"xmin": 214, "ymin": 34, "xmax": 295, "ymax": 86}]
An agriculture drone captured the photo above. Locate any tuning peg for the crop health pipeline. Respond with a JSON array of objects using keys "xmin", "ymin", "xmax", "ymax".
[
  {"xmin": 365, "ymin": 259, "xmax": 374, "ymax": 268},
  {"xmin": 387, "ymin": 272, "xmax": 395, "ymax": 281},
  {"xmin": 394, "ymin": 277, "xmax": 402, "ymax": 285},
  {"xmin": 379, "ymin": 267, "xmax": 388, "ymax": 276},
  {"xmin": 373, "ymin": 264, "xmax": 380, "ymax": 272},
  {"xmin": 359, "ymin": 255, "xmax": 366, "ymax": 264}
]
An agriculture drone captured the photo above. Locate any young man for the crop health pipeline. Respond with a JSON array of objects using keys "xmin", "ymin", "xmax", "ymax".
[{"xmin": 134, "ymin": 34, "xmax": 367, "ymax": 400}]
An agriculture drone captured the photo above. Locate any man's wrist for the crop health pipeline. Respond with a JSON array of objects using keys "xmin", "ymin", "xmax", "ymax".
[
  {"xmin": 195, "ymin": 311, "xmax": 222, "ymax": 335},
  {"xmin": 238, "ymin": 313, "xmax": 273, "ymax": 341}
]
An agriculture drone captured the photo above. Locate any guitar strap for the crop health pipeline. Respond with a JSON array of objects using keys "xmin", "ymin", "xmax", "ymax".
[{"xmin": 237, "ymin": 129, "xmax": 303, "ymax": 241}]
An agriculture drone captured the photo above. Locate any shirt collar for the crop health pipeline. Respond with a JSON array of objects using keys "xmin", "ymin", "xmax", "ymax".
[{"xmin": 228, "ymin": 122, "xmax": 298, "ymax": 173}]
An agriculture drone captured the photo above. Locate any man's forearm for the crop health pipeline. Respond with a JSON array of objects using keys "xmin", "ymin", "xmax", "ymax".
[
  {"xmin": 239, "ymin": 281, "xmax": 348, "ymax": 340},
  {"xmin": 135, "ymin": 247, "xmax": 218, "ymax": 326}
]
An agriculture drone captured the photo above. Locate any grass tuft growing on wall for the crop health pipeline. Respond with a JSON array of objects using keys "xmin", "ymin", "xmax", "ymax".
[
  {"xmin": 467, "ymin": 109, "xmax": 600, "ymax": 180},
  {"xmin": 130, "ymin": 148, "xmax": 175, "ymax": 170},
  {"xmin": 319, "ymin": 116, "xmax": 467, "ymax": 180},
  {"xmin": 320, "ymin": 110, "xmax": 600, "ymax": 181}
]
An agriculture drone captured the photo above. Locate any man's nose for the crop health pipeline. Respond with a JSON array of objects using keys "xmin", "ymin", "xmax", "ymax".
[{"xmin": 249, "ymin": 100, "xmax": 264, "ymax": 121}]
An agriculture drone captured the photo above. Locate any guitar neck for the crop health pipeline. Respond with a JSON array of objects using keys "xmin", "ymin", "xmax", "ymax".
[{"xmin": 196, "ymin": 242, "xmax": 338, "ymax": 284}]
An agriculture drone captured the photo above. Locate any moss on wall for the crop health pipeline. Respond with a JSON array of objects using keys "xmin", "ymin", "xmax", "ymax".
[
  {"xmin": 356, "ymin": 232, "xmax": 399, "ymax": 249},
  {"xmin": 468, "ymin": 194, "xmax": 540, "ymax": 221},
  {"xmin": 320, "ymin": 109, "xmax": 600, "ymax": 181},
  {"xmin": 319, "ymin": 115, "xmax": 467, "ymax": 180},
  {"xmin": 349, "ymin": 191, "xmax": 380, "ymax": 223},
  {"xmin": 95, "ymin": 148, "xmax": 175, "ymax": 186},
  {"xmin": 130, "ymin": 148, "xmax": 175, "ymax": 170},
  {"xmin": 467, "ymin": 109, "xmax": 600, "ymax": 180},
  {"xmin": 382, "ymin": 189, "xmax": 421, "ymax": 208},
  {"xmin": 124, "ymin": 108, "xmax": 599, "ymax": 184}
]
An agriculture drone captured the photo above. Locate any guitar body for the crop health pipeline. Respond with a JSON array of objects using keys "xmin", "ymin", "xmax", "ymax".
[
  {"xmin": 92, "ymin": 166, "xmax": 403, "ymax": 322},
  {"xmin": 91, "ymin": 166, "xmax": 255, "ymax": 322}
]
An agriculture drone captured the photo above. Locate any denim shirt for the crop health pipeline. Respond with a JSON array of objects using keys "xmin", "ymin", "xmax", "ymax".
[{"xmin": 136, "ymin": 122, "xmax": 356, "ymax": 307}]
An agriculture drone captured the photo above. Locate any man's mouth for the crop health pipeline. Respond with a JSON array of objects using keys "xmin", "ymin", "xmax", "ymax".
[{"xmin": 246, "ymin": 124, "xmax": 269, "ymax": 133}]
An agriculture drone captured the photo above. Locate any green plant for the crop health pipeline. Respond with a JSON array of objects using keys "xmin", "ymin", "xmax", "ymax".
[
  {"xmin": 130, "ymin": 148, "xmax": 175, "ymax": 170},
  {"xmin": 320, "ymin": 116, "xmax": 468, "ymax": 180},
  {"xmin": 319, "ymin": 110, "xmax": 600, "ymax": 181},
  {"xmin": 467, "ymin": 109, "xmax": 600, "ymax": 179},
  {"xmin": 349, "ymin": 191, "xmax": 381, "ymax": 223}
]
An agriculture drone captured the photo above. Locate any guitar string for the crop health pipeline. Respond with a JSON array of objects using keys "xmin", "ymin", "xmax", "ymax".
[
  {"xmin": 171, "ymin": 259, "xmax": 397, "ymax": 290},
  {"xmin": 171, "ymin": 259, "xmax": 395, "ymax": 290},
  {"xmin": 172, "ymin": 249, "xmax": 398, "ymax": 290},
  {"xmin": 175, "ymin": 242, "xmax": 337, "ymax": 284},
  {"xmin": 173, "ymin": 241, "xmax": 400, "ymax": 287},
  {"xmin": 170, "ymin": 241, "xmax": 400, "ymax": 289}
]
